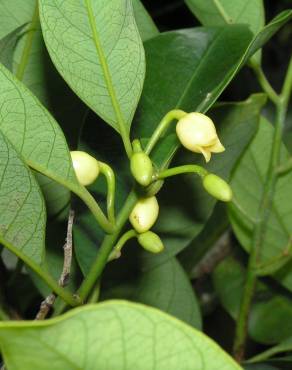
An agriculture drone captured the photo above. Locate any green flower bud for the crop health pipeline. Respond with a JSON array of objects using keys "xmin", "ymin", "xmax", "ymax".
[
  {"xmin": 129, "ymin": 196, "xmax": 159, "ymax": 233},
  {"xmin": 203, "ymin": 174, "xmax": 232, "ymax": 202},
  {"xmin": 130, "ymin": 152, "xmax": 153, "ymax": 186},
  {"xmin": 138, "ymin": 231, "xmax": 164, "ymax": 253},
  {"xmin": 70, "ymin": 151, "xmax": 100, "ymax": 186}
]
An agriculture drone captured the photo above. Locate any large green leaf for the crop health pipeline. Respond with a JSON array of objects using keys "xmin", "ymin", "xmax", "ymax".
[
  {"xmin": 39, "ymin": 0, "xmax": 145, "ymax": 134},
  {"xmin": 133, "ymin": 0, "xmax": 159, "ymax": 41},
  {"xmin": 0, "ymin": 301, "xmax": 242, "ymax": 370},
  {"xmin": 0, "ymin": 63, "xmax": 80, "ymax": 195},
  {"xmin": 133, "ymin": 257, "xmax": 202, "ymax": 329},
  {"xmin": 0, "ymin": 130, "xmax": 45, "ymax": 265},
  {"xmin": 133, "ymin": 10, "xmax": 292, "ymax": 164},
  {"xmin": 229, "ymin": 118, "xmax": 292, "ymax": 282},
  {"xmin": 185, "ymin": 0, "xmax": 264, "ymax": 35}
]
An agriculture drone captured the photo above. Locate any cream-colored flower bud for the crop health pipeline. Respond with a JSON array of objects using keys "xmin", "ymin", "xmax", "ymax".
[
  {"xmin": 70, "ymin": 151, "xmax": 100, "ymax": 186},
  {"xmin": 129, "ymin": 196, "xmax": 159, "ymax": 233},
  {"xmin": 176, "ymin": 112, "xmax": 225, "ymax": 162}
]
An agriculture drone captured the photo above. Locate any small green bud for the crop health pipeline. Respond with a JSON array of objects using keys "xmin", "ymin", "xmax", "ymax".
[
  {"xmin": 70, "ymin": 151, "xmax": 100, "ymax": 186},
  {"xmin": 130, "ymin": 152, "xmax": 153, "ymax": 186},
  {"xmin": 138, "ymin": 231, "xmax": 164, "ymax": 253},
  {"xmin": 129, "ymin": 196, "xmax": 159, "ymax": 233},
  {"xmin": 203, "ymin": 174, "xmax": 232, "ymax": 202}
]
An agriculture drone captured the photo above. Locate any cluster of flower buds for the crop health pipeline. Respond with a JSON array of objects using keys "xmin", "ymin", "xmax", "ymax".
[{"xmin": 70, "ymin": 111, "xmax": 232, "ymax": 258}]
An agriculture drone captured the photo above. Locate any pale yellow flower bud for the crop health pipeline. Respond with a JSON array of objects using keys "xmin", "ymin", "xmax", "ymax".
[
  {"xmin": 176, "ymin": 112, "xmax": 225, "ymax": 162},
  {"xmin": 129, "ymin": 196, "xmax": 159, "ymax": 233},
  {"xmin": 70, "ymin": 151, "xmax": 100, "ymax": 186}
]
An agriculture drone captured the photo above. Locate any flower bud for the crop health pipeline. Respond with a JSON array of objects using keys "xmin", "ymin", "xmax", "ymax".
[
  {"xmin": 176, "ymin": 112, "xmax": 225, "ymax": 162},
  {"xmin": 130, "ymin": 152, "xmax": 153, "ymax": 186},
  {"xmin": 138, "ymin": 231, "xmax": 164, "ymax": 253},
  {"xmin": 129, "ymin": 196, "xmax": 159, "ymax": 233},
  {"xmin": 203, "ymin": 174, "xmax": 232, "ymax": 202},
  {"xmin": 70, "ymin": 151, "xmax": 100, "ymax": 186}
]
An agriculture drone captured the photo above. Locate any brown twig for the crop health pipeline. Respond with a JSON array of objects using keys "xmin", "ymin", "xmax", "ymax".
[{"xmin": 35, "ymin": 209, "xmax": 75, "ymax": 320}]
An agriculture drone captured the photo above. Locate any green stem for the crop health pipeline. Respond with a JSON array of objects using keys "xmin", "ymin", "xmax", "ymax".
[
  {"xmin": 108, "ymin": 229, "xmax": 137, "ymax": 261},
  {"xmin": 145, "ymin": 109, "xmax": 187, "ymax": 155},
  {"xmin": 87, "ymin": 280, "xmax": 101, "ymax": 303},
  {"xmin": 98, "ymin": 161, "xmax": 116, "ymax": 224},
  {"xmin": 15, "ymin": 2, "xmax": 39, "ymax": 80},
  {"xmin": 233, "ymin": 58, "xmax": 292, "ymax": 362},
  {"xmin": 0, "ymin": 237, "xmax": 79, "ymax": 307},
  {"xmin": 250, "ymin": 61, "xmax": 280, "ymax": 105},
  {"xmin": 157, "ymin": 164, "xmax": 208, "ymax": 180},
  {"xmin": 77, "ymin": 191, "xmax": 138, "ymax": 301},
  {"xmin": 74, "ymin": 185, "xmax": 115, "ymax": 234}
]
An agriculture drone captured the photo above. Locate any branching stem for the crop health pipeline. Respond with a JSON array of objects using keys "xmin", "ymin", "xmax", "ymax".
[{"xmin": 233, "ymin": 56, "xmax": 292, "ymax": 362}]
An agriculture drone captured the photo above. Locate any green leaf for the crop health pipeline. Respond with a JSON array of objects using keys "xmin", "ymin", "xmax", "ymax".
[
  {"xmin": 249, "ymin": 295, "xmax": 292, "ymax": 345},
  {"xmin": 142, "ymin": 94, "xmax": 265, "ymax": 269},
  {"xmin": 133, "ymin": 257, "xmax": 202, "ymax": 329},
  {"xmin": 0, "ymin": 301, "xmax": 242, "ymax": 370},
  {"xmin": 133, "ymin": 0, "xmax": 159, "ymax": 41},
  {"xmin": 0, "ymin": 26, "xmax": 26, "ymax": 71},
  {"xmin": 0, "ymin": 63, "xmax": 80, "ymax": 195},
  {"xmin": 35, "ymin": 172, "xmax": 70, "ymax": 218},
  {"xmin": 185, "ymin": 0, "xmax": 265, "ymax": 35},
  {"xmin": 213, "ymin": 257, "xmax": 292, "ymax": 345},
  {"xmin": 0, "ymin": 130, "xmax": 45, "ymax": 265},
  {"xmin": 0, "ymin": 0, "xmax": 86, "ymax": 147},
  {"xmin": 185, "ymin": 0, "xmax": 264, "ymax": 66},
  {"xmin": 39, "ymin": 0, "xmax": 145, "ymax": 134},
  {"xmin": 134, "ymin": 10, "xmax": 292, "ymax": 164},
  {"xmin": 212, "ymin": 256, "xmax": 246, "ymax": 319},
  {"xmin": 229, "ymin": 118, "xmax": 292, "ymax": 277}
]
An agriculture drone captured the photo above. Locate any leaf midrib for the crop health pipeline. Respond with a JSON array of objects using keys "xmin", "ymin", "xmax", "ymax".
[{"xmin": 84, "ymin": 0, "xmax": 128, "ymax": 137}]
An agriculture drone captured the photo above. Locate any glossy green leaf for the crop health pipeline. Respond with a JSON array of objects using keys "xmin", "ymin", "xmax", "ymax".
[
  {"xmin": 229, "ymin": 118, "xmax": 292, "ymax": 278},
  {"xmin": 185, "ymin": 0, "xmax": 264, "ymax": 35},
  {"xmin": 142, "ymin": 94, "xmax": 265, "ymax": 269},
  {"xmin": 133, "ymin": 257, "xmax": 202, "ymax": 329},
  {"xmin": 185, "ymin": 0, "xmax": 264, "ymax": 67},
  {"xmin": 0, "ymin": 301, "xmax": 242, "ymax": 370},
  {"xmin": 0, "ymin": 26, "xmax": 25, "ymax": 71},
  {"xmin": 0, "ymin": 63, "xmax": 80, "ymax": 195},
  {"xmin": 133, "ymin": 0, "xmax": 159, "ymax": 41},
  {"xmin": 39, "ymin": 0, "xmax": 145, "ymax": 134},
  {"xmin": 0, "ymin": 130, "xmax": 45, "ymax": 265}
]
